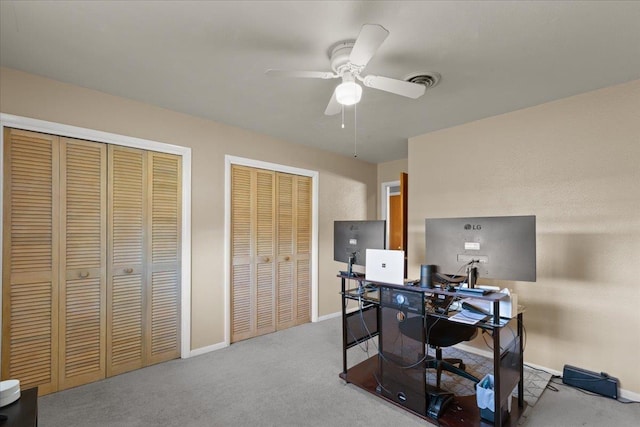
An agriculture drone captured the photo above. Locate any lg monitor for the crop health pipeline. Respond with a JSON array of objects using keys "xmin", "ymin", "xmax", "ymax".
[{"xmin": 425, "ymin": 215, "xmax": 536, "ymax": 287}]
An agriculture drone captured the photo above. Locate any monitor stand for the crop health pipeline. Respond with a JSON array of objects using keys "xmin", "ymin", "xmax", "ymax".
[
  {"xmin": 347, "ymin": 253, "xmax": 367, "ymax": 295},
  {"xmin": 347, "ymin": 252, "xmax": 356, "ymax": 278},
  {"xmin": 466, "ymin": 264, "xmax": 478, "ymax": 289}
]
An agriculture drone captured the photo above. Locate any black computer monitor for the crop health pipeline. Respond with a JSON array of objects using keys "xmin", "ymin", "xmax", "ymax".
[
  {"xmin": 425, "ymin": 215, "xmax": 536, "ymax": 287},
  {"xmin": 333, "ymin": 220, "xmax": 386, "ymax": 274}
]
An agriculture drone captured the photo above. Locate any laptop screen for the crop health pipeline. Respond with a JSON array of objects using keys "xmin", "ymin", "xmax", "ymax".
[{"xmin": 365, "ymin": 249, "xmax": 405, "ymax": 285}]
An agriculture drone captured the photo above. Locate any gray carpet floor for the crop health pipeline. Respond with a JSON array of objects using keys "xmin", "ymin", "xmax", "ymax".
[{"xmin": 39, "ymin": 317, "xmax": 640, "ymax": 426}]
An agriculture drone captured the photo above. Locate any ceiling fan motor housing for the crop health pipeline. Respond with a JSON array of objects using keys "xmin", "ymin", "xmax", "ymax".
[{"xmin": 330, "ymin": 42, "xmax": 359, "ymax": 75}]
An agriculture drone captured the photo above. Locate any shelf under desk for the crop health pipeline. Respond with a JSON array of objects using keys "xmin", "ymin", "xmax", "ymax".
[{"xmin": 340, "ymin": 355, "xmax": 527, "ymax": 427}]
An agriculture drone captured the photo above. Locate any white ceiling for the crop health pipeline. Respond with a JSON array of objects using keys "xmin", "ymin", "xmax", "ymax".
[{"xmin": 1, "ymin": 1, "xmax": 639, "ymax": 163}]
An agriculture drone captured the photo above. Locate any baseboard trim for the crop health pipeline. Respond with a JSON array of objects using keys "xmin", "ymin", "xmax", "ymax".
[
  {"xmin": 188, "ymin": 312, "xmax": 345, "ymax": 357},
  {"xmin": 453, "ymin": 343, "xmax": 493, "ymax": 360},
  {"xmin": 620, "ymin": 388, "xmax": 640, "ymax": 402},
  {"xmin": 317, "ymin": 306, "xmax": 365, "ymax": 322},
  {"xmin": 316, "ymin": 311, "xmax": 342, "ymax": 322},
  {"xmin": 188, "ymin": 341, "xmax": 228, "ymax": 358}
]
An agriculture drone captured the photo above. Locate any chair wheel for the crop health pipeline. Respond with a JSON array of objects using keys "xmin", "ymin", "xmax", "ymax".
[{"xmin": 459, "ymin": 363, "xmax": 466, "ymax": 370}]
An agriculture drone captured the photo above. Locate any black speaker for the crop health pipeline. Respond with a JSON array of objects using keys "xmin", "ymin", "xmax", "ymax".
[{"xmin": 420, "ymin": 264, "xmax": 436, "ymax": 288}]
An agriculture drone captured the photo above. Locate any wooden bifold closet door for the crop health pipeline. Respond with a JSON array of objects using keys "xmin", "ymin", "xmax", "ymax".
[
  {"xmin": 2, "ymin": 129, "xmax": 60, "ymax": 395},
  {"xmin": 59, "ymin": 137, "xmax": 107, "ymax": 390},
  {"xmin": 230, "ymin": 165, "xmax": 311, "ymax": 343},
  {"xmin": 107, "ymin": 146, "xmax": 181, "ymax": 376},
  {"xmin": 2, "ymin": 128, "xmax": 181, "ymax": 395}
]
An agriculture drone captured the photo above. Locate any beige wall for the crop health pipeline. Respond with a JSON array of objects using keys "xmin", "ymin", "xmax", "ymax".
[
  {"xmin": 377, "ymin": 159, "xmax": 408, "ymax": 219},
  {"xmin": 0, "ymin": 67, "xmax": 378, "ymax": 350},
  {"xmin": 408, "ymin": 80, "xmax": 640, "ymax": 393}
]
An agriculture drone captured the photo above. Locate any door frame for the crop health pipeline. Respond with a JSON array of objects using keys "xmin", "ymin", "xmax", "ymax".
[
  {"xmin": 224, "ymin": 155, "xmax": 319, "ymax": 346},
  {"xmin": 380, "ymin": 180, "xmax": 401, "ymax": 248},
  {"xmin": 0, "ymin": 113, "xmax": 193, "ymax": 359}
]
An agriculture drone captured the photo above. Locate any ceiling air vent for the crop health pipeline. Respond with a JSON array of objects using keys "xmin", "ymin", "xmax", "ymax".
[{"xmin": 404, "ymin": 72, "xmax": 441, "ymax": 89}]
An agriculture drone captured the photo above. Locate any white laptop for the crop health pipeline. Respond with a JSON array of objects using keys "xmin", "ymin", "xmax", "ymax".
[{"xmin": 365, "ymin": 249, "xmax": 405, "ymax": 285}]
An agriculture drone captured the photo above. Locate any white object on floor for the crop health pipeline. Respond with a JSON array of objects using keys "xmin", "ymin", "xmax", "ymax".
[{"xmin": 0, "ymin": 379, "xmax": 21, "ymax": 407}]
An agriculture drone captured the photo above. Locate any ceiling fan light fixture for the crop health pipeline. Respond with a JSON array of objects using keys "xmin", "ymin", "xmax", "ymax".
[{"xmin": 335, "ymin": 81, "xmax": 362, "ymax": 106}]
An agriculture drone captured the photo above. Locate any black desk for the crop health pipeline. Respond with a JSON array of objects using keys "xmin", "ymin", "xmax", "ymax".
[
  {"xmin": 339, "ymin": 274, "xmax": 525, "ymax": 427},
  {"xmin": 0, "ymin": 387, "xmax": 38, "ymax": 427}
]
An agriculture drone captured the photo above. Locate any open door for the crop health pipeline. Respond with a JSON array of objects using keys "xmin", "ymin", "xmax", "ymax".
[{"xmin": 388, "ymin": 173, "xmax": 408, "ymax": 276}]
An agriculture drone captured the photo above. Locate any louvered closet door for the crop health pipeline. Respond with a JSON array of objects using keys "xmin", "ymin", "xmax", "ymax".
[
  {"xmin": 2, "ymin": 128, "xmax": 60, "ymax": 395},
  {"xmin": 146, "ymin": 152, "xmax": 181, "ymax": 365},
  {"xmin": 230, "ymin": 166, "xmax": 311, "ymax": 342},
  {"xmin": 275, "ymin": 173, "xmax": 311, "ymax": 330},
  {"xmin": 107, "ymin": 146, "xmax": 146, "ymax": 376},
  {"xmin": 254, "ymin": 169, "xmax": 276, "ymax": 337},
  {"xmin": 230, "ymin": 165, "xmax": 276, "ymax": 342},
  {"xmin": 294, "ymin": 175, "xmax": 311, "ymax": 325},
  {"xmin": 58, "ymin": 138, "xmax": 107, "ymax": 390}
]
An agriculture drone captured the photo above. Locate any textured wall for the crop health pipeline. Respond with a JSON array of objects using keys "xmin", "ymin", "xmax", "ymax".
[
  {"xmin": 0, "ymin": 67, "xmax": 378, "ymax": 349},
  {"xmin": 408, "ymin": 80, "xmax": 640, "ymax": 393}
]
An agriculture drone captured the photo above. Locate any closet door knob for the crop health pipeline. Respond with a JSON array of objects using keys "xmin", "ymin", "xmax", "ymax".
[
  {"xmin": 285, "ymin": 256, "xmax": 290, "ymax": 261},
  {"xmin": 124, "ymin": 268, "xmax": 134, "ymax": 274},
  {"xmin": 79, "ymin": 271, "xmax": 90, "ymax": 278}
]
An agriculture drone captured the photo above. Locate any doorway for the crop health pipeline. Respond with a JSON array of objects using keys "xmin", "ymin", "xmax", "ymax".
[{"xmin": 381, "ymin": 173, "xmax": 408, "ymax": 276}]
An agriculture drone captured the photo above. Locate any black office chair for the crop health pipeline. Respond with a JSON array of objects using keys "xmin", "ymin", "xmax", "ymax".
[{"xmin": 399, "ymin": 315, "xmax": 480, "ymax": 389}]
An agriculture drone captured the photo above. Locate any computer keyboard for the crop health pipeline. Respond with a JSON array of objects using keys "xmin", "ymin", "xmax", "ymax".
[
  {"xmin": 454, "ymin": 287, "xmax": 491, "ymax": 296},
  {"xmin": 461, "ymin": 301, "xmax": 491, "ymax": 316}
]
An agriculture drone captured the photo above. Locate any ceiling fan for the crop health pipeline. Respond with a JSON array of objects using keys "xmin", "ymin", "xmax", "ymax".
[{"xmin": 266, "ymin": 24, "xmax": 426, "ymax": 115}]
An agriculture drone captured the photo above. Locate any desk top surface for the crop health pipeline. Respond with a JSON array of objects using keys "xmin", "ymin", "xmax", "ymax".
[
  {"xmin": 341, "ymin": 281, "xmax": 519, "ymax": 328},
  {"xmin": 0, "ymin": 387, "xmax": 38, "ymax": 427},
  {"xmin": 338, "ymin": 273, "xmax": 508, "ymax": 301}
]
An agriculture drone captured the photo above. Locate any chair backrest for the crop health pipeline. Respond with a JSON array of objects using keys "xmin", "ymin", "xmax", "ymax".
[{"xmin": 399, "ymin": 315, "xmax": 477, "ymax": 348}]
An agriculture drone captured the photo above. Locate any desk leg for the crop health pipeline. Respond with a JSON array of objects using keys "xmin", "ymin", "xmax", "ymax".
[
  {"xmin": 493, "ymin": 327, "xmax": 502, "ymax": 427},
  {"xmin": 518, "ymin": 313, "xmax": 524, "ymax": 408},
  {"xmin": 341, "ymin": 277, "xmax": 348, "ymax": 376}
]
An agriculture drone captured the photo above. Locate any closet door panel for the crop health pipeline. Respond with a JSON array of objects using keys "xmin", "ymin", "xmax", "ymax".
[
  {"xmin": 107, "ymin": 146, "xmax": 146, "ymax": 376},
  {"xmin": 231, "ymin": 264, "xmax": 251, "ymax": 340},
  {"xmin": 59, "ymin": 138, "xmax": 107, "ymax": 390},
  {"xmin": 231, "ymin": 166, "xmax": 252, "ymax": 342},
  {"xmin": 230, "ymin": 166, "xmax": 275, "ymax": 342},
  {"xmin": 2, "ymin": 129, "xmax": 59, "ymax": 395},
  {"xmin": 295, "ymin": 176, "xmax": 311, "ymax": 324},
  {"xmin": 254, "ymin": 169, "xmax": 275, "ymax": 335},
  {"xmin": 147, "ymin": 152, "xmax": 181, "ymax": 364},
  {"xmin": 296, "ymin": 259, "xmax": 310, "ymax": 324},
  {"xmin": 276, "ymin": 174, "xmax": 295, "ymax": 330}
]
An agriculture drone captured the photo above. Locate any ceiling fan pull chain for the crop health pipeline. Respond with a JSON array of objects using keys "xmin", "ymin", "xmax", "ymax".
[
  {"xmin": 353, "ymin": 103, "xmax": 358, "ymax": 158},
  {"xmin": 341, "ymin": 104, "xmax": 345, "ymax": 129}
]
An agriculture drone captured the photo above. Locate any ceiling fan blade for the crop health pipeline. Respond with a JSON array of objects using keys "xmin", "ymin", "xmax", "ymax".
[
  {"xmin": 362, "ymin": 75, "xmax": 426, "ymax": 99},
  {"xmin": 349, "ymin": 24, "xmax": 389, "ymax": 68},
  {"xmin": 324, "ymin": 91, "xmax": 341, "ymax": 116},
  {"xmin": 265, "ymin": 69, "xmax": 337, "ymax": 79}
]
